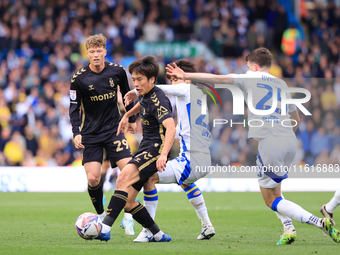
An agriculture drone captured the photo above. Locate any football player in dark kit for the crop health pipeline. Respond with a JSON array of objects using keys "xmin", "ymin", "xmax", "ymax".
[
  {"xmin": 97, "ymin": 56, "xmax": 176, "ymax": 242},
  {"xmin": 69, "ymin": 34, "xmax": 136, "ymax": 224}
]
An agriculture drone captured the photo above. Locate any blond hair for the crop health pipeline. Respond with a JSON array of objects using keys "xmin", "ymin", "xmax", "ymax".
[{"xmin": 85, "ymin": 34, "xmax": 107, "ymax": 50}]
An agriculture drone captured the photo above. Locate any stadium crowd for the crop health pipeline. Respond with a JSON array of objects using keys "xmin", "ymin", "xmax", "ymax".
[{"xmin": 0, "ymin": 0, "xmax": 339, "ymax": 168}]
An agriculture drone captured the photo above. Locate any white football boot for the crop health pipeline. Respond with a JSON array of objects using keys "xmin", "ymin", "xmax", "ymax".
[
  {"xmin": 197, "ymin": 225, "xmax": 215, "ymax": 240},
  {"xmin": 120, "ymin": 218, "xmax": 135, "ymax": 235}
]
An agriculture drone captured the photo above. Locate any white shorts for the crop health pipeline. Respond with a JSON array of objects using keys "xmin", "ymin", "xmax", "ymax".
[
  {"xmin": 256, "ymin": 136, "xmax": 298, "ymax": 188},
  {"xmin": 158, "ymin": 151, "xmax": 211, "ymax": 185}
]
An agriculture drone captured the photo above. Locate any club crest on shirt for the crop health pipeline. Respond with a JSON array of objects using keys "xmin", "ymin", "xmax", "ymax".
[
  {"xmin": 109, "ymin": 78, "xmax": 114, "ymax": 87},
  {"xmin": 70, "ymin": 90, "xmax": 76, "ymax": 100}
]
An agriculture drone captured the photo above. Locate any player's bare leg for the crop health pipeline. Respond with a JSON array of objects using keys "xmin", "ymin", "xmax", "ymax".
[
  {"xmin": 84, "ymin": 162, "xmax": 106, "ymax": 219},
  {"xmin": 116, "ymin": 157, "xmax": 135, "ymax": 235},
  {"xmin": 97, "ymin": 163, "xmax": 171, "ymax": 242},
  {"xmin": 275, "ymin": 199, "xmax": 297, "ymax": 244},
  {"xmin": 180, "ymin": 183, "xmax": 215, "ymax": 240},
  {"xmin": 134, "ymin": 173, "xmax": 214, "ymax": 241},
  {"xmin": 261, "ymin": 184, "xmax": 339, "ymax": 244}
]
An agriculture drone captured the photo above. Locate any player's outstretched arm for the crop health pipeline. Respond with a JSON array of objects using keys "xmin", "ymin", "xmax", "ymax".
[
  {"xmin": 123, "ymin": 90, "xmax": 138, "ymax": 107},
  {"xmin": 125, "ymin": 84, "xmax": 187, "ymax": 104},
  {"xmin": 166, "ymin": 63, "xmax": 234, "ymax": 85},
  {"xmin": 157, "ymin": 84, "xmax": 187, "ymax": 97},
  {"xmin": 290, "ymin": 110, "xmax": 300, "ymax": 132},
  {"xmin": 117, "ymin": 102, "xmax": 140, "ymax": 135},
  {"xmin": 156, "ymin": 117, "xmax": 176, "ymax": 173}
]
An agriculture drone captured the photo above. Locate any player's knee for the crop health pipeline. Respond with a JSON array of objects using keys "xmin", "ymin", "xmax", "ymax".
[
  {"xmin": 116, "ymin": 172, "xmax": 129, "ymax": 189},
  {"xmin": 148, "ymin": 173, "xmax": 159, "ymax": 185},
  {"xmin": 87, "ymin": 175, "xmax": 100, "ymax": 186},
  {"xmin": 270, "ymin": 197, "xmax": 283, "ymax": 211},
  {"xmin": 143, "ymin": 180, "xmax": 154, "ymax": 191}
]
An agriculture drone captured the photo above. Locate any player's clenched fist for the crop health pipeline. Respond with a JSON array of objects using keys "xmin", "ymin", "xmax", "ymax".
[
  {"xmin": 117, "ymin": 115, "xmax": 128, "ymax": 135},
  {"xmin": 74, "ymin": 134, "xmax": 85, "ymax": 149},
  {"xmin": 156, "ymin": 154, "xmax": 167, "ymax": 172}
]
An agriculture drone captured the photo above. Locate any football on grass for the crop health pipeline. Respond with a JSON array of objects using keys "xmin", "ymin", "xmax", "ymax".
[{"xmin": 75, "ymin": 212, "xmax": 102, "ymax": 240}]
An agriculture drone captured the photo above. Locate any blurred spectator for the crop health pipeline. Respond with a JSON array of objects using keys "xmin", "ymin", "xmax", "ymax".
[
  {"xmin": 247, "ymin": 24, "xmax": 258, "ymax": 50},
  {"xmin": 111, "ymin": 37, "xmax": 126, "ymax": 56},
  {"xmin": 273, "ymin": 6, "xmax": 288, "ymax": 51},
  {"xmin": 199, "ymin": 16, "xmax": 213, "ymax": 46},
  {"xmin": 330, "ymin": 144, "xmax": 340, "ymax": 164},
  {"xmin": 3, "ymin": 131, "xmax": 25, "ymax": 166},
  {"xmin": 38, "ymin": 126, "xmax": 57, "ymax": 159},
  {"xmin": 310, "ymin": 127, "xmax": 330, "ymax": 157},
  {"xmin": 321, "ymin": 84, "xmax": 338, "ymax": 111},
  {"xmin": 298, "ymin": 119, "xmax": 314, "ymax": 165},
  {"xmin": 43, "ymin": 105, "xmax": 59, "ymax": 128},
  {"xmin": 143, "ymin": 13, "xmax": 159, "ymax": 42},
  {"xmin": 159, "ymin": 0, "xmax": 173, "ymax": 24},
  {"xmin": 22, "ymin": 150, "xmax": 37, "ymax": 166},
  {"xmin": 175, "ymin": 15, "xmax": 193, "ymax": 41},
  {"xmin": 158, "ymin": 20, "xmax": 174, "ymax": 42},
  {"xmin": 0, "ymin": 98, "xmax": 11, "ymax": 128},
  {"xmin": 24, "ymin": 124, "xmax": 38, "ymax": 156},
  {"xmin": 0, "ymin": 126, "xmax": 11, "ymax": 151},
  {"xmin": 330, "ymin": 126, "xmax": 340, "ymax": 151}
]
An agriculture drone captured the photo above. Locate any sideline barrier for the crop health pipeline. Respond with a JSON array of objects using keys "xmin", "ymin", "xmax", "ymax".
[
  {"xmin": 0, "ymin": 167, "xmax": 339, "ymax": 192},
  {"xmin": 0, "ymin": 167, "xmax": 87, "ymax": 192}
]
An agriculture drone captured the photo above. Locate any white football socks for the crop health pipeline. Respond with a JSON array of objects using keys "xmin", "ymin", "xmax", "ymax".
[
  {"xmin": 102, "ymin": 223, "xmax": 111, "ymax": 233},
  {"xmin": 276, "ymin": 199, "xmax": 322, "ymax": 228},
  {"xmin": 275, "ymin": 194, "xmax": 295, "ymax": 231},
  {"xmin": 143, "ymin": 189, "xmax": 158, "ymax": 220},
  {"xmin": 189, "ymin": 195, "xmax": 212, "ymax": 227},
  {"xmin": 275, "ymin": 211, "xmax": 294, "ymax": 228},
  {"xmin": 98, "ymin": 212, "xmax": 106, "ymax": 218},
  {"xmin": 144, "ymin": 200, "xmax": 158, "ymax": 220}
]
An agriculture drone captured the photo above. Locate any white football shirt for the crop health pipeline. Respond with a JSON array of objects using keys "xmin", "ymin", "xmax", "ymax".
[
  {"xmin": 157, "ymin": 83, "xmax": 211, "ymax": 154},
  {"xmin": 229, "ymin": 71, "xmax": 297, "ymax": 139}
]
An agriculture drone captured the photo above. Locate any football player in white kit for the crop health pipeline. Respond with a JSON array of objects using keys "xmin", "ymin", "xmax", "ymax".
[
  {"xmin": 124, "ymin": 59, "xmax": 215, "ymax": 242},
  {"xmin": 166, "ymin": 48, "xmax": 340, "ymax": 244}
]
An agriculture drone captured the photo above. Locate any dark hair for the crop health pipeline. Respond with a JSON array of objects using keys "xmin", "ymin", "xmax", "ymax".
[
  {"xmin": 166, "ymin": 59, "xmax": 197, "ymax": 80},
  {"xmin": 128, "ymin": 56, "xmax": 159, "ymax": 81},
  {"xmin": 245, "ymin": 47, "xmax": 273, "ymax": 68}
]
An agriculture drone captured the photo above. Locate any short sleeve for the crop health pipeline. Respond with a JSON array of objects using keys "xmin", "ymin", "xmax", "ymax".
[
  {"xmin": 228, "ymin": 73, "xmax": 247, "ymax": 91},
  {"xmin": 157, "ymin": 83, "xmax": 190, "ymax": 97}
]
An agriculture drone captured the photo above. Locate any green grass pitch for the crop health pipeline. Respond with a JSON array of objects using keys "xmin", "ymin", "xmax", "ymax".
[{"xmin": 0, "ymin": 191, "xmax": 339, "ymax": 255}]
